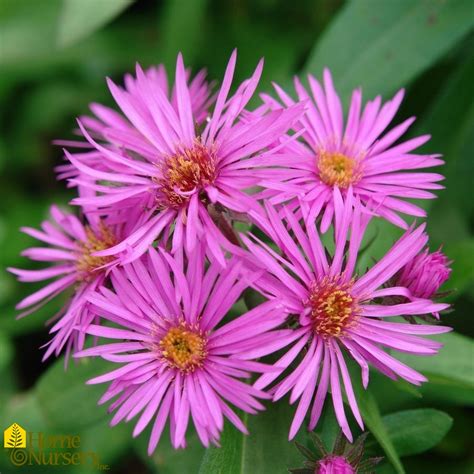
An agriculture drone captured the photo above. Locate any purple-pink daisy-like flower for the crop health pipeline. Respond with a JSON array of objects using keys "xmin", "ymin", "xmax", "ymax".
[
  {"xmin": 395, "ymin": 247, "xmax": 451, "ymax": 300},
  {"xmin": 56, "ymin": 63, "xmax": 213, "ymax": 182},
  {"xmin": 241, "ymin": 188, "xmax": 450, "ymax": 441},
  {"xmin": 74, "ymin": 245, "xmax": 296, "ymax": 452},
  {"xmin": 63, "ymin": 51, "xmax": 303, "ymax": 265},
  {"xmin": 256, "ymin": 69, "xmax": 444, "ymax": 231},
  {"xmin": 8, "ymin": 204, "xmax": 130, "ymax": 362}
]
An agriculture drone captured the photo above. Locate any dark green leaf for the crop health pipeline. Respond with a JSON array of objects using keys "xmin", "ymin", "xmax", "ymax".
[
  {"xmin": 57, "ymin": 0, "xmax": 133, "ymax": 47},
  {"xmin": 0, "ymin": 393, "xmax": 53, "ymax": 474},
  {"xmin": 382, "ymin": 409, "xmax": 452, "ymax": 457},
  {"xmin": 426, "ymin": 203, "xmax": 471, "ymax": 256},
  {"xmin": 133, "ymin": 426, "xmax": 205, "ymax": 474},
  {"xmin": 0, "ymin": 0, "xmax": 61, "ymax": 65},
  {"xmin": 76, "ymin": 420, "xmax": 132, "ymax": 474},
  {"xmin": 0, "ymin": 393, "xmax": 50, "ymax": 430},
  {"xmin": 357, "ymin": 389, "xmax": 405, "ymax": 474},
  {"xmin": 35, "ymin": 356, "xmax": 112, "ymax": 430},
  {"xmin": 396, "ymin": 332, "xmax": 474, "ymax": 395},
  {"xmin": 390, "ymin": 379, "xmax": 422, "ymax": 399},
  {"xmin": 314, "ymin": 407, "xmax": 339, "ymax": 455},
  {"xmin": 199, "ymin": 401, "xmax": 305, "ymax": 474},
  {"xmin": 0, "ymin": 391, "xmax": 132, "ymax": 474},
  {"xmin": 419, "ymin": 46, "xmax": 474, "ymax": 213},
  {"xmin": 443, "ymin": 240, "xmax": 474, "ymax": 296},
  {"xmin": 424, "ymin": 48, "xmax": 474, "ymax": 263},
  {"xmin": 305, "ymin": 0, "xmax": 474, "ymax": 99},
  {"xmin": 199, "ymin": 419, "xmax": 244, "ymax": 474}
]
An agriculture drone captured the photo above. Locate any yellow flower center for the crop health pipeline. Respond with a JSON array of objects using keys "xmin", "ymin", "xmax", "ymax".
[
  {"xmin": 76, "ymin": 223, "xmax": 116, "ymax": 280},
  {"xmin": 159, "ymin": 324, "xmax": 207, "ymax": 372},
  {"xmin": 317, "ymin": 151, "xmax": 359, "ymax": 188},
  {"xmin": 157, "ymin": 139, "xmax": 217, "ymax": 208},
  {"xmin": 307, "ymin": 276, "xmax": 358, "ymax": 338}
]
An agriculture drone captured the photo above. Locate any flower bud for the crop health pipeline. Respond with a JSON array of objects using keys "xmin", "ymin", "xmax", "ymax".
[
  {"xmin": 396, "ymin": 248, "xmax": 451, "ymax": 299},
  {"xmin": 317, "ymin": 455, "xmax": 356, "ymax": 473}
]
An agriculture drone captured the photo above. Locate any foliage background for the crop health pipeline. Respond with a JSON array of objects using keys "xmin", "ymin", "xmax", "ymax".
[{"xmin": 0, "ymin": 0, "xmax": 473, "ymax": 473}]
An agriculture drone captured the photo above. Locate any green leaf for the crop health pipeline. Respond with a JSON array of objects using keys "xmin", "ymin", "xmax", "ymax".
[
  {"xmin": 134, "ymin": 427, "xmax": 205, "ymax": 474},
  {"xmin": 359, "ymin": 371, "xmax": 421, "ymax": 415},
  {"xmin": 397, "ymin": 332, "xmax": 474, "ymax": 392},
  {"xmin": 57, "ymin": 0, "xmax": 133, "ymax": 47},
  {"xmin": 199, "ymin": 418, "xmax": 245, "ymax": 474},
  {"xmin": 426, "ymin": 203, "xmax": 471, "ymax": 255},
  {"xmin": 0, "ymin": 0, "xmax": 61, "ymax": 65},
  {"xmin": 159, "ymin": 0, "xmax": 208, "ymax": 67},
  {"xmin": 75, "ymin": 420, "xmax": 133, "ymax": 474},
  {"xmin": 199, "ymin": 401, "xmax": 305, "ymax": 474},
  {"xmin": 423, "ymin": 47, "xmax": 474, "ymax": 252},
  {"xmin": 382, "ymin": 409, "xmax": 452, "ymax": 457},
  {"xmin": 390, "ymin": 378, "xmax": 422, "ymax": 400},
  {"xmin": 357, "ymin": 390, "xmax": 405, "ymax": 474},
  {"xmin": 0, "ymin": 392, "xmax": 49, "ymax": 432},
  {"xmin": 305, "ymin": 0, "xmax": 474, "ymax": 99},
  {"xmin": 315, "ymin": 407, "xmax": 340, "ymax": 455},
  {"xmin": 443, "ymin": 240, "xmax": 474, "ymax": 296},
  {"xmin": 0, "ymin": 393, "xmax": 53, "ymax": 474},
  {"xmin": 0, "ymin": 331, "xmax": 13, "ymax": 371},
  {"xmin": 417, "ymin": 44, "xmax": 474, "ymax": 158},
  {"xmin": 382, "ymin": 332, "xmax": 474, "ymax": 405},
  {"xmin": 35, "ymin": 356, "xmax": 113, "ymax": 430},
  {"xmin": 0, "ymin": 391, "xmax": 132, "ymax": 474}
]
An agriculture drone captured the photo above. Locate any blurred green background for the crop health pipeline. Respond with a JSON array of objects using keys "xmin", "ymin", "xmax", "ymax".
[{"xmin": 0, "ymin": 0, "xmax": 473, "ymax": 473}]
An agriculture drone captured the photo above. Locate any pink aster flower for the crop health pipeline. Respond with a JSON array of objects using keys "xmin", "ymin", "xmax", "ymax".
[
  {"xmin": 241, "ymin": 188, "xmax": 450, "ymax": 441},
  {"xmin": 8, "ymin": 204, "xmax": 131, "ymax": 362},
  {"xmin": 257, "ymin": 69, "xmax": 444, "ymax": 231},
  {"xmin": 74, "ymin": 245, "xmax": 295, "ymax": 452},
  {"xmin": 55, "ymin": 63, "xmax": 212, "ymax": 182},
  {"xmin": 63, "ymin": 51, "xmax": 303, "ymax": 265},
  {"xmin": 395, "ymin": 247, "xmax": 451, "ymax": 300}
]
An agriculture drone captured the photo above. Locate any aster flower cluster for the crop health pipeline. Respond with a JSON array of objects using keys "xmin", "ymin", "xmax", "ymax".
[{"xmin": 10, "ymin": 51, "xmax": 452, "ymax": 455}]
